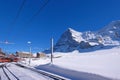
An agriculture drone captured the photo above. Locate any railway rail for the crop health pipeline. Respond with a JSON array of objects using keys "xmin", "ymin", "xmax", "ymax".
[
  {"xmin": 16, "ymin": 63, "xmax": 70, "ymax": 80},
  {"xmin": 1, "ymin": 64, "xmax": 19, "ymax": 80},
  {"xmin": 0, "ymin": 63, "xmax": 70, "ymax": 80}
]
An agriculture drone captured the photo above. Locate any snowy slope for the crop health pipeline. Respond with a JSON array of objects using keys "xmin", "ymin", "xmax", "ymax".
[
  {"xmin": 28, "ymin": 47, "xmax": 120, "ymax": 80},
  {"xmin": 68, "ymin": 28, "xmax": 84, "ymax": 42},
  {"xmin": 52, "ymin": 48, "xmax": 120, "ymax": 79}
]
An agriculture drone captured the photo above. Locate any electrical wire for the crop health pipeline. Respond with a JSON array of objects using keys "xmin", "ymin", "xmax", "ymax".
[
  {"xmin": 4, "ymin": 0, "xmax": 27, "ymax": 42},
  {"xmin": 28, "ymin": 0, "xmax": 50, "ymax": 23},
  {"xmin": 11, "ymin": 0, "xmax": 27, "ymax": 25}
]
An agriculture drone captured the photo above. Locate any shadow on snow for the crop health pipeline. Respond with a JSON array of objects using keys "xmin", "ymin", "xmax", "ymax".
[{"xmin": 35, "ymin": 63, "xmax": 112, "ymax": 80}]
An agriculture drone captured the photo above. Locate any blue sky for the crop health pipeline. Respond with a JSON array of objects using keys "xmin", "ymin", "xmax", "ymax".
[{"xmin": 0, "ymin": 0, "xmax": 120, "ymax": 53}]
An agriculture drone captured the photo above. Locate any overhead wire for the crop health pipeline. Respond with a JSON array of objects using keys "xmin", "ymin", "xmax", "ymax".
[
  {"xmin": 1, "ymin": 0, "xmax": 50, "ymax": 52},
  {"xmin": 4, "ymin": 0, "xmax": 27, "ymax": 43},
  {"xmin": 21, "ymin": 0, "xmax": 50, "ymax": 33},
  {"xmin": 28, "ymin": 0, "xmax": 50, "ymax": 23},
  {"xmin": 5, "ymin": 0, "xmax": 50, "ymax": 41},
  {"xmin": 6, "ymin": 0, "xmax": 26, "ymax": 34},
  {"xmin": 11, "ymin": 0, "xmax": 27, "ymax": 25}
]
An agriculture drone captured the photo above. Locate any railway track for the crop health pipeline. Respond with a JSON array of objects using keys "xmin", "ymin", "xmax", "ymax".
[
  {"xmin": 16, "ymin": 63, "xmax": 70, "ymax": 80},
  {"xmin": 1, "ymin": 64, "xmax": 19, "ymax": 80}
]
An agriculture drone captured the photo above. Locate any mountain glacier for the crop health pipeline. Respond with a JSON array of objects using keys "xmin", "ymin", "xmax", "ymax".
[{"xmin": 46, "ymin": 20, "xmax": 120, "ymax": 53}]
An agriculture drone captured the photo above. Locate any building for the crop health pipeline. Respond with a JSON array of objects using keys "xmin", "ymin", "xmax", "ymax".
[
  {"xmin": 36, "ymin": 52, "xmax": 46, "ymax": 58},
  {"xmin": 0, "ymin": 48, "xmax": 5, "ymax": 57},
  {"xmin": 16, "ymin": 51, "xmax": 33, "ymax": 58}
]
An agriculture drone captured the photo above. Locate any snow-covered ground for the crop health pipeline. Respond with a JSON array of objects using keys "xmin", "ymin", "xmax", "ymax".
[
  {"xmin": 26, "ymin": 47, "xmax": 120, "ymax": 80},
  {"xmin": 0, "ymin": 63, "xmax": 52, "ymax": 80}
]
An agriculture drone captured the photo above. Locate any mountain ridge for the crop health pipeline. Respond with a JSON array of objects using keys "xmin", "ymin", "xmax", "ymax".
[{"xmin": 44, "ymin": 20, "xmax": 120, "ymax": 53}]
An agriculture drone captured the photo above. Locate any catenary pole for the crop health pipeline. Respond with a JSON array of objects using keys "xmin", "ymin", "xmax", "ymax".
[{"xmin": 51, "ymin": 38, "xmax": 53, "ymax": 64}]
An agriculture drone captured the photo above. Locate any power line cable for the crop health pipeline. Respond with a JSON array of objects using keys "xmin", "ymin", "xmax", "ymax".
[
  {"xmin": 6, "ymin": 0, "xmax": 26, "ymax": 33},
  {"xmin": 28, "ymin": 0, "xmax": 50, "ymax": 23},
  {"xmin": 21, "ymin": 0, "xmax": 50, "ymax": 33},
  {"xmin": 11, "ymin": 0, "xmax": 27, "ymax": 25},
  {"xmin": 5, "ymin": 0, "xmax": 27, "ymax": 39}
]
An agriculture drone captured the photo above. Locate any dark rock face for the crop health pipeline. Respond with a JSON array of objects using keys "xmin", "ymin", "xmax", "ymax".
[{"xmin": 79, "ymin": 41, "xmax": 91, "ymax": 49}]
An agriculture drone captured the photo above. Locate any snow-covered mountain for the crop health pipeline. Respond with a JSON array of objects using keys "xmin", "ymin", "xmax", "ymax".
[
  {"xmin": 98, "ymin": 20, "xmax": 120, "ymax": 39},
  {"xmin": 97, "ymin": 20, "xmax": 120, "ymax": 45},
  {"xmin": 54, "ymin": 28, "xmax": 91, "ymax": 52},
  {"xmin": 44, "ymin": 20, "xmax": 120, "ymax": 53}
]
